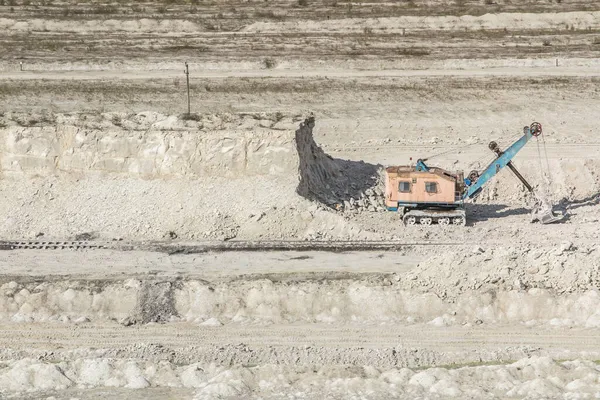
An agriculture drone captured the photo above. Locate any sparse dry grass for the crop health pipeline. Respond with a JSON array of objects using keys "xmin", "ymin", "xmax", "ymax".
[
  {"xmin": 2, "ymin": 20, "xmax": 598, "ymax": 62},
  {"xmin": 395, "ymin": 47, "xmax": 431, "ymax": 57},
  {"xmin": 162, "ymin": 44, "xmax": 210, "ymax": 53},
  {"xmin": 254, "ymin": 10, "xmax": 286, "ymax": 20},
  {"xmin": 1, "ymin": 0, "xmax": 599, "ymax": 22}
]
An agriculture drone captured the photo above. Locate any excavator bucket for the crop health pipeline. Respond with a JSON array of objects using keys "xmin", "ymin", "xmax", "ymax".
[
  {"xmin": 531, "ymin": 199, "xmax": 566, "ymax": 224},
  {"xmin": 534, "ymin": 209, "xmax": 566, "ymax": 224}
]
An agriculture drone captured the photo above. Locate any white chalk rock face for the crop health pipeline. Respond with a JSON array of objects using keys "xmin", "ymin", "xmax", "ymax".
[
  {"xmin": 2, "ymin": 277, "xmax": 600, "ymax": 326},
  {"xmin": 76, "ymin": 359, "xmax": 114, "ymax": 386},
  {"xmin": 195, "ymin": 369, "xmax": 252, "ymax": 400},
  {"xmin": 1, "ymin": 360, "xmax": 71, "ymax": 391},
  {"xmin": 180, "ymin": 365, "xmax": 209, "ymax": 388},
  {"xmin": 584, "ymin": 312, "xmax": 600, "ymax": 328},
  {"xmin": 0, "ymin": 281, "xmax": 137, "ymax": 322},
  {"xmin": 0, "ymin": 357, "xmax": 598, "ymax": 397},
  {"xmin": 1, "ymin": 113, "xmax": 301, "ymax": 179},
  {"xmin": 199, "ymin": 317, "xmax": 223, "ymax": 327},
  {"xmin": 122, "ymin": 362, "xmax": 150, "ymax": 389}
]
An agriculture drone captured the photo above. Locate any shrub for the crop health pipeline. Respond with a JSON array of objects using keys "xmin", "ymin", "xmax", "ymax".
[
  {"xmin": 255, "ymin": 10, "xmax": 285, "ymax": 19},
  {"xmin": 93, "ymin": 5, "xmax": 118, "ymax": 15},
  {"xmin": 263, "ymin": 58, "xmax": 276, "ymax": 69},
  {"xmin": 180, "ymin": 113, "xmax": 201, "ymax": 121}
]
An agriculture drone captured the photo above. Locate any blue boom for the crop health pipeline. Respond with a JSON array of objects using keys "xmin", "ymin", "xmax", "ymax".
[{"xmin": 463, "ymin": 125, "xmax": 538, "ymax": 200}]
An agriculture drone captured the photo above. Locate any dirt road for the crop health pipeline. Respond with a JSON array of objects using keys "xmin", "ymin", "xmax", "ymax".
[
  {"xmin": 3, "ymin": 66, "xmax": 600, "ymax": 80},
  {"xmin": 2, "ymin": 323, "xmax": 598, "ymax": 368}
]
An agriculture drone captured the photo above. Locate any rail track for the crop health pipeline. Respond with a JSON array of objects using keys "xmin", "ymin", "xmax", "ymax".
[
  {"xmin": 0, "ymin": 239, "xmax": 460, "ymax": 253},
  {"xmin": 0, "ymin": 240, "xmax": 114, "ymax": 251}
]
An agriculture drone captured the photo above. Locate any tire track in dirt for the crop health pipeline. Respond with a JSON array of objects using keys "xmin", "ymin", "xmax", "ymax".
[{"xmin": 0, "ymin": 323, "xmax": 598, "ymax": 369}]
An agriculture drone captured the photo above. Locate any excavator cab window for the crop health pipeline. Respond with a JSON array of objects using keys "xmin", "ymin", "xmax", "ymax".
[
  {"xmin": 425, "ymin": 182, "xmax": 438, "ymax": 193},
  {"xmin": 398, "ymin": 181, "xmax": 411, "ymax": 193}
]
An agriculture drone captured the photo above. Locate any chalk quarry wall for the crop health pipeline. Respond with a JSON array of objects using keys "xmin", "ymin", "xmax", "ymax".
[
  {"xmin": 3, "ymin": 276, "xmax": 600, "ymax": 327},
  {"xmin": 0, "ymin": 112, "xmax": 378, "ymax": 240},
  {"xmin": 0, "ymin": 112, "xmax": 302, "ymax": 179},
  {"xmin": 0, "ymin": 112, "xmax": 324, "ymax": 240}
]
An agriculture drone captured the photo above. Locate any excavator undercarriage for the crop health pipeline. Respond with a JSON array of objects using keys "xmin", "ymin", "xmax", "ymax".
[{"xmin": 401, "ymin": 208, "xmax": 467, "ymax": 226}]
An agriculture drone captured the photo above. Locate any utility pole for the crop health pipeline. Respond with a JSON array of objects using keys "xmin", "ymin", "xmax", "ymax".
[{"xmin": 184, "ymin": 62, "xmax": 190, "ymax": 115}]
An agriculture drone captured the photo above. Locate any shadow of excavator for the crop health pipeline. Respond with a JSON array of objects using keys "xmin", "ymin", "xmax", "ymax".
[
  {"xmin": 295, "ymin": 117, "xmax": 382, "ymax": 207},
  {"xmin": 556, "ymin": 192, "xmax": 600, "ymax": 211},
  {"xmin": 467, "ymin": 203, "xmax": 532, "ymax": 222},
  {"xmin": 468, "ymin": 193, "xmax": 590, "ymax": 224}
]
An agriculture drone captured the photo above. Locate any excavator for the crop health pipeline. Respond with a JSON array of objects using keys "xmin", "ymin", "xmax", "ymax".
[{"xmin": 384, "ymin": 122, "xmax": 566, "ymax": 226}]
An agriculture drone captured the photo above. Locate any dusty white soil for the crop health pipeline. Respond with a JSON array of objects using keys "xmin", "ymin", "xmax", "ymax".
[{"xmin": 1, "ymin": 0, "xmax": 600, "ymax": 398}]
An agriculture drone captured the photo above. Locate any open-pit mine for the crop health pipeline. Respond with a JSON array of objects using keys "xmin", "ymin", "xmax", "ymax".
[{"xmin": 1, "ymin": 0, "xmax": 600, "ymax": 399}]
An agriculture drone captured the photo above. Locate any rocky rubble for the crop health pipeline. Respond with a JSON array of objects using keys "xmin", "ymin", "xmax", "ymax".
[
  {"xmin": 409, "ymin": 243, "xmax": 600, "ymax": 300},
  {"xmin": 339, "ymin": 184, "xmax": 387, "ymax": 213},
  {"xmin": 295, "ymin": 116, "xmax": 385, "ymax": 213},
  {"xmin": 2, "ymin": 356, "xmax": 600, "ymax": 399}
]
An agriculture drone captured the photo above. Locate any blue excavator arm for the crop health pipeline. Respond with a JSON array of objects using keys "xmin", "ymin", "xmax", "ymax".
[{"xmin": 463, "ymin": 124, "xmax": 539, "ymax": 200}]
